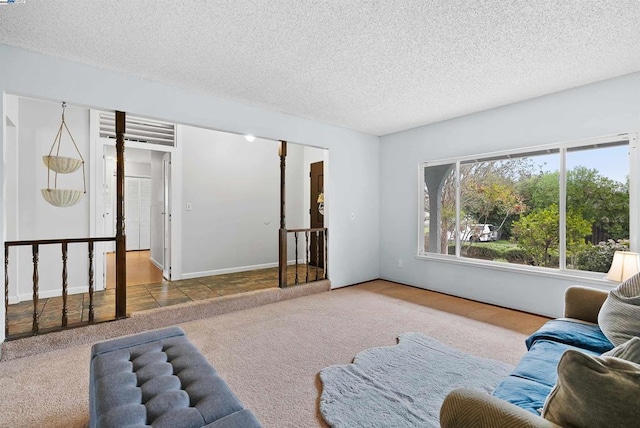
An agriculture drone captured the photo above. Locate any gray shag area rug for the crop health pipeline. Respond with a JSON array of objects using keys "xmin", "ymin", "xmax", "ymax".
[{"xmin": 319, "ymin": 332, "xmax": 513, "ymax": 427}]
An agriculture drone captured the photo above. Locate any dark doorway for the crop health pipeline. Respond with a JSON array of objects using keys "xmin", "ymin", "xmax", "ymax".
[{"xmin": 310, "ymin": 161, "xmax": 324, "ymax": 268}]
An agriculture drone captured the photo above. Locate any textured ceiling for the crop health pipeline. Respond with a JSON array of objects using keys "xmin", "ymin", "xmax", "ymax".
[{"xmin": 1, "ymin": 1, "xmax": 640, "ymax": 136}]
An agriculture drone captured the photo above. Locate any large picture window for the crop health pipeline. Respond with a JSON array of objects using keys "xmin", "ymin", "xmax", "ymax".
[{"xmin": 420, "ymin": 134, "xmax": 636, "ymax": 276}]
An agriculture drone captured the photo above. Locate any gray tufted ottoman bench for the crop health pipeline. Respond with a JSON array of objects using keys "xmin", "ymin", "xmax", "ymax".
[{"xmin": 89, "ymin": 326, "xmax": 262, "ymax": 428}]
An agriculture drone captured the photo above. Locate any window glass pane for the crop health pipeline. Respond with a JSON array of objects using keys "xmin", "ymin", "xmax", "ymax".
[
  {"xmin": 567, "ymin": 144, "xmax": 629, "ymax": 273},
  {"xmin": 423, "ymin": 163, "xmax": 456, "ymax": 254},
  {"xmin": 460, "ymin": 153, "xmax": 560, "ymax": 267}
]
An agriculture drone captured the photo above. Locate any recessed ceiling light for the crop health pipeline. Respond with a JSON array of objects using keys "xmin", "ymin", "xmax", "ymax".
[{"xmin": 244, "ymin": 135, "xmax": 256, "ymax": 142}]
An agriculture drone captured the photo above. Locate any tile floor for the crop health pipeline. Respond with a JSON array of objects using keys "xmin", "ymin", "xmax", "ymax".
[{"xmin": 6, "ymin": 263, "xmax": 326, "ymax": 339}]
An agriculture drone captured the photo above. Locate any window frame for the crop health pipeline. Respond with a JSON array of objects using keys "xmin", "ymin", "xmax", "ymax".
[{"xmin": 417, "ymin": 132, "xmax": 639, "ymax": 281}]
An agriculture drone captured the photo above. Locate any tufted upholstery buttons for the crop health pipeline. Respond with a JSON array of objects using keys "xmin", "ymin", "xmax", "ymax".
[
  {"xmin": 132, "ymin": 350, "xmax": 168, "ymax": 371},
  {"xmin": 135, "ymin": 361, "xmax": 174, "ymax": 386},
  {"xmin": 140, "ymin": 375, "xmax": 181, "ymax": 403}
]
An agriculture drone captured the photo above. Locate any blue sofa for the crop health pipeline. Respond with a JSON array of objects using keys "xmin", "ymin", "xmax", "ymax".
[
  {"xmin": 491, "ymin": 318, "xmax": 613, "ymax": 414},
  {"xmin": 440, "ymin": 286, "xmax": 613, "ymax": 427}
]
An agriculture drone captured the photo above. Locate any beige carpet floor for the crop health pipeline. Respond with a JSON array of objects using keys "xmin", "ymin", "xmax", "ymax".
[{"xmin": 0, "ymin": 280, "xmax": 544, "ymax": 428}]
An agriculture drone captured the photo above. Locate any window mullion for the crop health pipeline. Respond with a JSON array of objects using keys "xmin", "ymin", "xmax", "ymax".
[{"xmin": 559, "ymin": 148, "xmax": 567, "ymax": 270}]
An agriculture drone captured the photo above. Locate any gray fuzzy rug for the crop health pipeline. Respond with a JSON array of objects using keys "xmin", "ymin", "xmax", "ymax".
[{"xmin": 319, "ymin": 332, "xmax": 513, "ymax": 427}]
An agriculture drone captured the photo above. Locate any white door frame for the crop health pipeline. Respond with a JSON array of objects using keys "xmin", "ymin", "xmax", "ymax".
[
  {"xmin": 162, "ymin": 152, "xmax": 171, "ymax": 279},
  {"xmin": 89, "ymin": 110, "xmax": 182, "ymax": 290}
]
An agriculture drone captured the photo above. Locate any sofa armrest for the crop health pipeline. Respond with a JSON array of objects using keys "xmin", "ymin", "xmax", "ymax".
[
  {"xmin": 440, "ymin": 388, "xmax": 561, "ymax": 428},
  {"xmin": 563, "ymin": 285, "xmax": 609, "ymax": 323}
]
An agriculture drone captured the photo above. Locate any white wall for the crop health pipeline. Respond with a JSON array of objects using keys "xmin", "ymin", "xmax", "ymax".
[
  {"xmin": 4, "ymin": 95, "xmax": 19, "ymax": 303},
  {"xmin": 0, "ymin": 45, "xmax": 381, "ymax": 343},
  {"xmin": 380, "ymin": 73, "xmax": 640, "ymax": 318},
  {"xmin": 179, "ymin": 126, "xmax": 305, "ymax": 276},
  {"xmin": 104, "ymin": 145, "xmax": 152, "ymax": 175},
  {"xmin": 5, "ymin": 97, "xmax": 91, "ymax": 302},
  {"xmin": 284, "ymin": 142, "xmax": 308, "ymax": 262}
]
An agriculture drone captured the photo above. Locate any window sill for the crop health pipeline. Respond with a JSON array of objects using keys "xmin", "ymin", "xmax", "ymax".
[{"xmin": 415, "ymin": 253, "xmax": 616, "ymax": 287}]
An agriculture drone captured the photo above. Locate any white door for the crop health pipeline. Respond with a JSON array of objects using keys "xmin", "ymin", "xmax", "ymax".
[
  {"xmin": 125, "ymin": 178, "xmax": 140, "ymax": 251},
  {"xmin": 139, "ymin": 178, "xmax": 151, "ymax": 249},
  {"xmin": 125, "ymin": 177, "xmax": 151, "ymax": 251},
  {"xmin": 94, "ymin": 145, "xmax": 116, "ymax": 291},
  {"xmin": 162, "ymin": 152, "xmax": 171, "ymax": 280}
]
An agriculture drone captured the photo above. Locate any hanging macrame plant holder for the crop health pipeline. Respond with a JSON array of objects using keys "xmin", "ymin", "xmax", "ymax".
[{"xmin": 41, "ymin": 102, "xmax": 86, "ymax": 208}]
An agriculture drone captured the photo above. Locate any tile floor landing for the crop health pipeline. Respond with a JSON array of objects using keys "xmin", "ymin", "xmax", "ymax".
[{"xmin": 6, "ymin": 264, "xmax": 325, "ymax": 339}]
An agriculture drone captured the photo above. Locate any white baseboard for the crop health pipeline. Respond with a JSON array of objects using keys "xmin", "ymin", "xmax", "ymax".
[
  {"xmin": 182, "ymin": 259, "xmax": 305, "ymax": 280},
  {"xmin": 149, "ymin": 256, "xmax": 163, "ymax": 271}
]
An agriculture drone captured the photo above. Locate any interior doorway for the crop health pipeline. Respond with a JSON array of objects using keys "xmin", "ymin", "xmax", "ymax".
[
  {"xmin": 105, "ymin": 250, "xmax": 163, "ymax": 288},
  {"xmin": 310, "ymin": 160, "xmax": 324, "ymax": 267},
  {"xmin": 94, "ymin": 138, "xmax": 174, "ymax": 290},
  {"xmin": 102, "ymin": 145, "xmax": 168, "ymax": 288}
]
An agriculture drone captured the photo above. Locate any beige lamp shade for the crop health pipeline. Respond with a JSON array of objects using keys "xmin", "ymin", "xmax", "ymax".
[
  {"xmin": 41, "ymin": 188, "xmax": 84, "ymax": 208},
  {"xmin": 42, "ymin": 155, "xmax": 83, "ymax": 174},
  {"xmin": 606, "ymin": 251, "xmax": 640, "ymax": 282}
]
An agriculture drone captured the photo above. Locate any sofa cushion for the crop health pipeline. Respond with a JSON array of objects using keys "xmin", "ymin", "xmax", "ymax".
[
  {"xmin": 492, "ymin": 338, "xmax": 600, "ymax": 414},
  {"xmin": 513, "ymin": 339, "xmax": 600, "ymax": 387},
  {"xmin": 598, "ymin": 272, "xmax": 640, "ymax": 346},
  {"xmin": 525, "ymin": 318, "xmax": 613, "ymax": 354},
  {"xmin": 491, "ymin": 375, "xmax": 552, "ymax": 415},
  {"xmin": 542, "ymin": 349, "xmax": 640, "ymax": 427}
]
